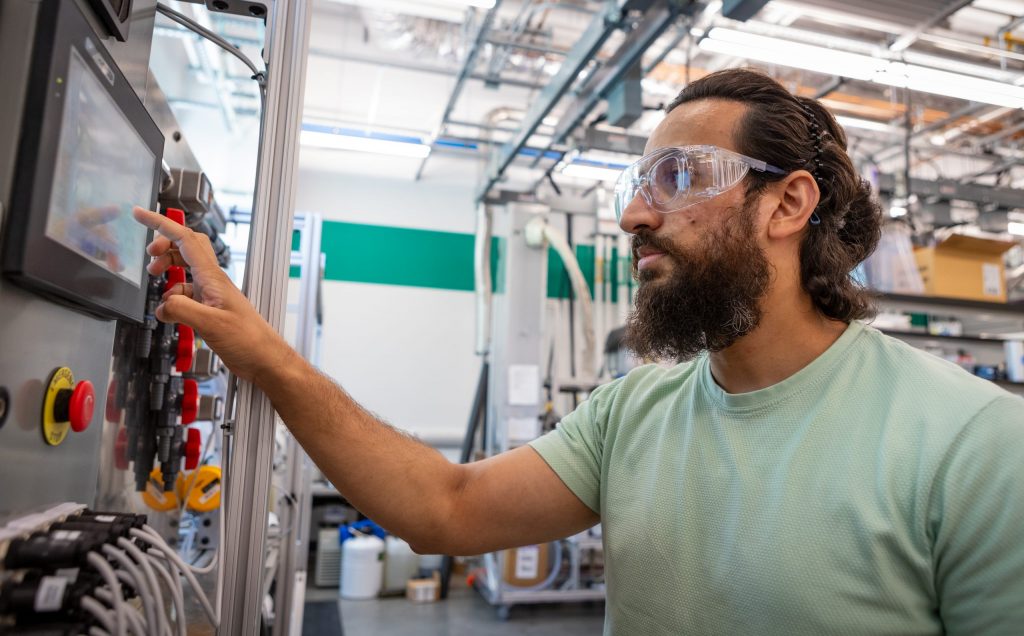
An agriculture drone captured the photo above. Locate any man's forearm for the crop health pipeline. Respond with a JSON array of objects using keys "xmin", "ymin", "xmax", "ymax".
[{"xmin": 253, "ymin": 343, "xmax": 464, "ymax": 553}]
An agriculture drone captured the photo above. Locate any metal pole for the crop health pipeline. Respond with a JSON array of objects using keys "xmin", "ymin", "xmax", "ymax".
[
  {"xmin": 273, "ymin": 214, "xmax": 322, "ymax": 636},
  {"xmin": 218, "ymin": 0, "xmax": 312, "ymax": 633}
]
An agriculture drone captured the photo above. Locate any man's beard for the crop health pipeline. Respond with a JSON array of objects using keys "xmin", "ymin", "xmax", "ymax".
[{"xmin": 624, "ymin": 197, "xmax": 773, "ymax": 362}]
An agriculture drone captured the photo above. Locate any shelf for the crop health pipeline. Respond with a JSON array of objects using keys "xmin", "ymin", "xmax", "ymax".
[
  {"xmin": 879, "ymin": 329, "xmax": 1011, "ymax": 345},
  {"xmin": 877, "ymin": 292, "xmax": 1024, "ymax": 314}
]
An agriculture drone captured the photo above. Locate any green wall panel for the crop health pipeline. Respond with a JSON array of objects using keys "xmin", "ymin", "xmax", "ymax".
[{"xmin": 290, "ymin": 220, "xmax": 598, "ymax": 298}]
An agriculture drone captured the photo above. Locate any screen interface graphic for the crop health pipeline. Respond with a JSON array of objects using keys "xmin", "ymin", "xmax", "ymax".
[{"xmin": 44, "ymin": 45, "xmax": 154, "ymax": 287}]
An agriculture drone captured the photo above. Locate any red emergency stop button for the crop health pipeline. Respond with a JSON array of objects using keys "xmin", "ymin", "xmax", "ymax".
[
  {"xmin": 54, "ymin": 381, "xmax": 95, "ymax": 433},
  {"xmin": 181, "ymin": 379, "xmax": 199, "ymax": 425},
  {"xmin": 176, "ymin": 325, "xmax": 196, "ymax": 373},
  {"xmin": 165, "ymin": 266, "xmax": 186, "ymax": 294},
  {"xmin": 184, "ymin": 428, "xmax": 202, "ymax": 470}
]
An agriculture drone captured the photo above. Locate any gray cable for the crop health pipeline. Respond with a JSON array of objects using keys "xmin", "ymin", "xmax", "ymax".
[
  {"xmin": 155, "ymin": 3, "xmax": 265, "ymax": 88},
  {"xmin": 81, "ymin": 597, "xmax": 115, "ymax": 634},
  {"xmin": 86, "ymin": 553, "xmax": 126, "ymax": 636},
  {"xmin": 102, "ymin": 546, "xmax": 158, "ymax": 634},
  {"xmin": 131, "ymin": 527, "xmax": 218, "ymax": 628},
  {"xmin": 149, "ymin": 552, "xmax": 187, "ymax": 636},
  {"xmin": 117, "ymin": 538, "xmax": 171, "ymax": 636}
]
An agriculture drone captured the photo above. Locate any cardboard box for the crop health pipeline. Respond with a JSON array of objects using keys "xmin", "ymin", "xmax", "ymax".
[
  {"xmin": 406, "ymin": 571, "xmax": 440, "ymax": 603},
  {"xmin": 502, "ymin": 544, "xmax": 550, "ymax": 587},
  {"xmin": 914, "ymin": 234, "xmax": 1016, "ymax": 302}
]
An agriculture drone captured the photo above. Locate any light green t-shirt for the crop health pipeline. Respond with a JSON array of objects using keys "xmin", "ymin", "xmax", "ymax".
[{"xmin": 530, "ymin": 321, "xmax": 1024, "ymax": 635}]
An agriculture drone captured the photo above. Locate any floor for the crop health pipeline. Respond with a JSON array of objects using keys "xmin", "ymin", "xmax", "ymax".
[{"xmin": 303, "ymin": 580, "xmax": 605, "ymax": 635}]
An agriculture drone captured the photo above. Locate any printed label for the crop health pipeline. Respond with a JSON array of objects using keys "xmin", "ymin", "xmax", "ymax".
[
  {"xmin": 34, "ymin": 576, "xmax": 68, "ymax": 612},
  {"xmin": 54, "ymin": 568, "xmax": 80, "ymax": 582},
  {"xmin": 50, "ymin": 530, "xmax": 81, "ymax": 541},
  {"xmin": 983, "ymin": 263, "xmax": 1002, "ymax": 297},
  {"xmin": 514, "ymin": 545, "xmax": 540, "ymax": 580},
  {"xmin": 94, "ymin": 515, "xmax": 116, "ymax": 523}
]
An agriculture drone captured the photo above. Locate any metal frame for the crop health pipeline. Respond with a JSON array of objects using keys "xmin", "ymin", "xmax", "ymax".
[
  {"xmin": 218, "ymin": 0, "xmax": 312, "ymax": 633},
  {"xmin": 272, "ymin": 214, "xmax": 323, "ymax": 636}
]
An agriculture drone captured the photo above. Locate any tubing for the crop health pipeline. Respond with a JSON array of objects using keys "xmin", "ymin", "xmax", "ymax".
[{"xmin": 540, "ymin": 223, "xmax": 597, "ymax": 380}]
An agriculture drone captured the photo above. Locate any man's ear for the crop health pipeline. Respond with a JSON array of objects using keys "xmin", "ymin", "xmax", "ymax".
[{"xmin": 766, "ymin": 170, "xmax": 820, "ymax": 241}]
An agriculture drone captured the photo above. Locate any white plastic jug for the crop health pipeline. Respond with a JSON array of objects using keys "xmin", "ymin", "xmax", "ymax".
[
  {"xmin": 340, "ymin": 535, "xmax": 384, "ymax": 600},
  {"xmin": 383, "ymin": 537, "xmax": 420, "ymax": 594}
]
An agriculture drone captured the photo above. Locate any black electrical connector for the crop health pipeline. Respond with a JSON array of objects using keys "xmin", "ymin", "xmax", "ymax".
[{"xmin": 3, "ymin": 530, "xmax": 108, "ymax": 570}]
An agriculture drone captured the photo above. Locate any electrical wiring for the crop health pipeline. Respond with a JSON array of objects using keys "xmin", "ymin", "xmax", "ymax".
[
  {"xmin": 89, "ymin": 627, "xmax": 112, "ymax": 636},
  {"xmin": 81, "ymin": 596, "xmax": 115, "ymax": 634},
  {"xmin": 148, "ymin": 551, "xmax": 187, "ymax": 636},
  {"xmin": 94, "ymin": 588, "xmax": 146, "ymax": 636},
  {"xmin": 130, "ymin": 527, "xmax": 218, "ymax": 628},
  {"xmin": 102, "ymin": 546, "xmax": 159, "ymax": 635},
  {"xmin": 86, "ymin": 552, "xmax": 126, "ymax": 636},
  {"xmin": 116, "ymin": 537, "xmax": 170, "ymax": 636}
]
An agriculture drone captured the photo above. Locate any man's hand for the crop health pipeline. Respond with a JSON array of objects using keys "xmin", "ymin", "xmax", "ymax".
[{"xmin": 132, "ymin": 206, "xmax": 291, "ymax": 382}]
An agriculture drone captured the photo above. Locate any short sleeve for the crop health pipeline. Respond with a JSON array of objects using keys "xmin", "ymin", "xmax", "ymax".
[
  {"xmin": 930, "ymin": 394, "xmax": 1024, "ymax": 635},
  {"xmin": 529, "ymin": 379, "xmax": 622, "ymax": 515}
]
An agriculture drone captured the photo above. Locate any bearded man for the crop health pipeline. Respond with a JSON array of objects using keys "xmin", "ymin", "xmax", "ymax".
[{"xmin": 134, "ymin": 68, "xmax": 1024, "ymax": 635}]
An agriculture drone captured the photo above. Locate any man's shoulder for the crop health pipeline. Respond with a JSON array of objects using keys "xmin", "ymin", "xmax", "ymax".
[{"xmin": 855, "ymin": 323, "xmax": 1018, "ymax": 415}]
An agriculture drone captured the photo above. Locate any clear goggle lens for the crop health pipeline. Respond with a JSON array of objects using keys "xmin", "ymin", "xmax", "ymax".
[{"xmin": 614, "ymin": 146, "xmax": 773, "ymax": 224}]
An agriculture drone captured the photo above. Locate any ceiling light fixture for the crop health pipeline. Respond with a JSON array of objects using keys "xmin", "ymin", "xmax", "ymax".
[
  {"xmin": 1007, "ymin": 222, "xmax": 1024, "ymax": 236},
  {"xmin": 834, "ymin": 115, "xmax": 899, "ymax": 134},
  {"xmin": 699, "ymin": 28, "xmax": 1024, "ymax": 109},
  {"xmin": 300, "ymin": 125, "xmax": 431, "ymax": 159}
]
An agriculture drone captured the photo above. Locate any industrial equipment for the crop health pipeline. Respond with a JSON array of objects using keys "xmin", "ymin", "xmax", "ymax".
[{"xmin": 0, "ymin": 0, "xmax": 311, "ymax": 632}]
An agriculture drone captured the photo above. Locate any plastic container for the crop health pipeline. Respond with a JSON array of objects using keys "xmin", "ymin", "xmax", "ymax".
[
  {"xmin": 1005, "ymin": 340, "xmax": 1024, "ymax": 382},
  {"xmin": 340, "ymin": 535, "xmax": 384, "ymax": 600},
  {"xmin": 383, "ymin": 537, "xmax": 420, "ymax": 594}
]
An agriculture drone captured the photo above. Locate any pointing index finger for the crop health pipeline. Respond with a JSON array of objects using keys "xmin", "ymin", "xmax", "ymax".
[{"xmin": 133, "ymin": 206, "xmax": 189, "ymax": 243}]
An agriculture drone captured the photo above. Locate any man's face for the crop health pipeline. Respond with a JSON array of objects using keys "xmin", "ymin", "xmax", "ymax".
[{"xmin": 621, "ymin": 99, "xmax": 775, "ymax": 361}]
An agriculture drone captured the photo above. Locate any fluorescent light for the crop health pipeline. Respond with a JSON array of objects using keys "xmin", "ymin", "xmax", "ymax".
[
  {"xmin": 300, "ymin": 129, "xmax": 431, "ymax": 158},
  {"xmin": 700, "ymin": 28, "xmax": 1024, "ymax": 110},
  {"xmin": 1008, "ymin": 222, "xmax": 1024, "ymax": 236},
  {"xmin": 834, "ymin": 115, "xmax": 898, "ymax": 134},
  {"xmin": 701, "ymin": 28, "xmax": 881, "ymax": 81},
  {"xmin": 561, "ymin": 163, "xmax": 623, "ymax": 182}
]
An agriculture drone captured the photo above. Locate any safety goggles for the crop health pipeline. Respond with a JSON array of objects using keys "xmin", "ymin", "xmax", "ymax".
[{"xmin": 613, "ymin": 145, "xmax": 786, "ymax": 223}]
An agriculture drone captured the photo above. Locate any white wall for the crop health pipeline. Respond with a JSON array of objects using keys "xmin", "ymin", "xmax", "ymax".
[{"xmin": 293, "ymin": 167, "xmax": 481, "ymax": 446}]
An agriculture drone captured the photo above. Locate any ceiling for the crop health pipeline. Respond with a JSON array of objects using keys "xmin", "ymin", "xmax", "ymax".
[{"xmin": 151, "ymin": 0, "xmax": 1024, "ymax": 226}]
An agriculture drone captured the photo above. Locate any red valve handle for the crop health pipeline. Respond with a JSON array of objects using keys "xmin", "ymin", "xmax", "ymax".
[
  {"xmin": 165, "ymin": 208, "xmax": 186, "ymax": 226},
  {"xmin": 181, "ymin": 378, "xmax": 199, "ymax": 425},
  {"xmin": 175, "ymin": 324, "xmax": 196, "ymax": 373},
  {"xmin": 114, "ymin": 427, "xmax": 130, "ymax": 471},
  {"xmin": 105, "ymin": 379, "xmax": 121, "ymax": 424},
  {"xmin": 68, "ymin": 381, "xmax": 95, "ymax": 433},
  {"xmin": 184, "ymin": 428, "xmax": 202, "ymax": 470},
  {"xmin": 165, "ymin": 266, "xmax": 186, "ymax": 294}
]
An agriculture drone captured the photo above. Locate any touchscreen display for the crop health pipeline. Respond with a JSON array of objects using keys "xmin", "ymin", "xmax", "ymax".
[{"xmin": 44, "ymin": 45, "xmax": 154, "ymax": 287}]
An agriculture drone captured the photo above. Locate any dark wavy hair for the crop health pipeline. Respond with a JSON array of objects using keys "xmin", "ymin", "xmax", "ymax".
[{"xmin": 667, "ymin": 68, "xmax": 882, "ymax": 322}]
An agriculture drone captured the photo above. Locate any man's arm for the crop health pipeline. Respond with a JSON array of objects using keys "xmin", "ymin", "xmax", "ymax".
[{"xmin": 133, "ymin": 207, "xmax": 598, "ymax": 555}]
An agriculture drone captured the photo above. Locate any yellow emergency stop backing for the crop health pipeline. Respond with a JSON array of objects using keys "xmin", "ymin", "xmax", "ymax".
[
  {"xmin": 42, "ymin": 367, "xmax": 74, "ymax": 447},
  {"xmin": 142, "ymin": 468, "xmax": 179, "ymax": 512},
  {"xmin": 177, "ymin": 465, "xmax": 221, "ymax": 513}
]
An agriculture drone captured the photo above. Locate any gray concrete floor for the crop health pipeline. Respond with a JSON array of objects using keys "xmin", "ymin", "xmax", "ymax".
[{"xmin": 304, "ymin": 580, "xmax": 605, "ymax": 635}]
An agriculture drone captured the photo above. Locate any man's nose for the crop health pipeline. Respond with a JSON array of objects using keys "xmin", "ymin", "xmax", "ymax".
[{"xmin": 619, "ymin": 190, "xmax": 664, "ymax": 235}]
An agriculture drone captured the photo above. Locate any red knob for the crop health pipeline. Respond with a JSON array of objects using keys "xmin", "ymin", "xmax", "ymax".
[
  {"xmin": 181, "ymin": 379, "xmax": 199, "ymax": 425},
  {"xmin": 184, "ymin": 428, "xmax": 202, "ymax": 470},
  {"xmin": 114, "ymin": 427, "xmax": 130, "ymax": 471},
  {"xmin": 165, "ymin": 266, "xmax": 186, "ymax": 294},
  {"xmin": 175, "ymin": 324, "xmax": 196, "ymax": 373},
  {"xmin": 166, "ymin": 208, "xmax": 186, "ymax": 226},
  {"xmin": 68, "ymin": 381, "xmax": 95, "ymax": 433},
  {"xmin": 105, "ymin": 379, "xmax": 121, "ymax": 424}
]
